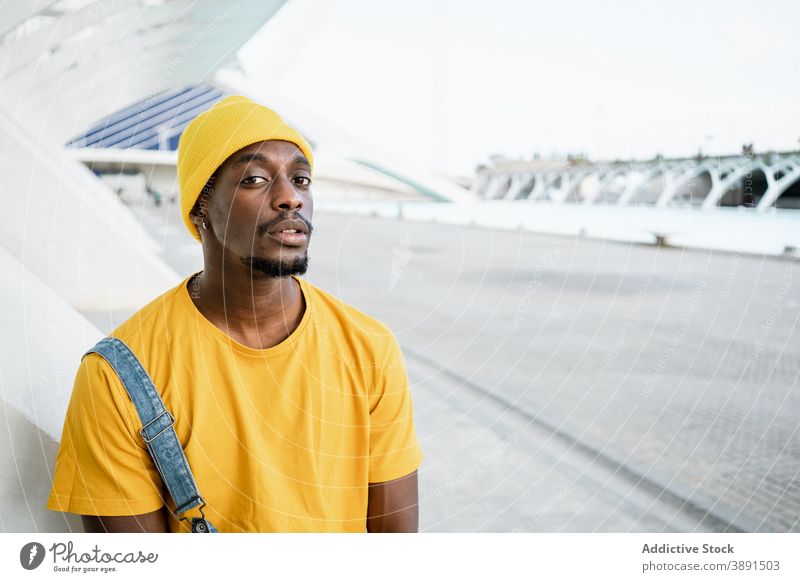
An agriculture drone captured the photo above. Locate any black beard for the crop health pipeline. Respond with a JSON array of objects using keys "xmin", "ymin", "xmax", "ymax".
[{"xmin": 240, "ymin": 253, "xmax": 309, "ymax": 278}]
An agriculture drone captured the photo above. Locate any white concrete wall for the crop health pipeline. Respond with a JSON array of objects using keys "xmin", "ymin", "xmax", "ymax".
[
  {"xmin": 0, "ymin": 111, "xmax": 180, "ymax": 312},
  {"xmin": 0, "ymin": 245, "xmax": 102, "ymax": 532}
]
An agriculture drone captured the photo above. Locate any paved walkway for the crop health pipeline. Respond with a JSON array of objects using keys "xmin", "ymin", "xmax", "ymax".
[{"xmin": 127, "ymin": 198, "xmax": 799, "ymax": 532}]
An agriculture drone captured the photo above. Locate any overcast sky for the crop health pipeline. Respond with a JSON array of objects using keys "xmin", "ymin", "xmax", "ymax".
[{"xmin": 239, "ymin": 0, "xmax": 800, "ymax": 176}]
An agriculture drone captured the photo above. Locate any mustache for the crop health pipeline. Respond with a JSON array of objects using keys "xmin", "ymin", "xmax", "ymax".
[{"xmin": 256, "ymin": 213, "xmax": 314, "ymax": 237}]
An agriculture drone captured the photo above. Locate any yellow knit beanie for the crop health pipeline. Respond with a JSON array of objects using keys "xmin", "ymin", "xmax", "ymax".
[{"xmin": 177, "ymin": 95, "xmax": 314, "ymax": 242}]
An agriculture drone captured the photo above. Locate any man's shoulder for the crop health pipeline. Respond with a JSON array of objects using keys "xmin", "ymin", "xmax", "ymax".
[
  {"xmin": 302, "ymin": 277, "xmax": 396, "ymax": 346},
  {"xmin": 107, "ymin": 275, "xmax": 188, "ymax": 345}
]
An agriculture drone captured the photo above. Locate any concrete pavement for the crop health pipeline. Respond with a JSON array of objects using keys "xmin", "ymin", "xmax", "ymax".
[{"xmin": 122, "ymin": 198, "xmax": 799, "ymax": 532}]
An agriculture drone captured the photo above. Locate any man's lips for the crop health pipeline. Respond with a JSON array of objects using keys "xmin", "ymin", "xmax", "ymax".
[
  {"xmin": 267, "ymin": 230, "xmax": 307, "ymax": 246},
  {"xmin": 265, "ymin": 218, "xmax": 310, "ymax": 247}
]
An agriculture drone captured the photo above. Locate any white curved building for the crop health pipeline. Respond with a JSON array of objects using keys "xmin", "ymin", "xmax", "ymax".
[{"xmin": 472, "ymin": 152, "xmax": 800, "ymax": 210}]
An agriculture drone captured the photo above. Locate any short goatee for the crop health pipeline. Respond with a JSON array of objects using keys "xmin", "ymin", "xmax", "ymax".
[{"xmin": 240, "ymin": 253, "xmax": 309, "ymax": 278}]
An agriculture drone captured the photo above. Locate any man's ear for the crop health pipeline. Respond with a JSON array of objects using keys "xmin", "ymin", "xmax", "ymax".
[{"xmin": 189, "ymin": 201, "xmax": 205, "ymax": 226}]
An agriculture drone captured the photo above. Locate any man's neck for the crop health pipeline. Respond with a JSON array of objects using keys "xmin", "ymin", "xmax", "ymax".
[{"xmin": 188, "ymin": 265, "xmax": 305, "ymax": 350}]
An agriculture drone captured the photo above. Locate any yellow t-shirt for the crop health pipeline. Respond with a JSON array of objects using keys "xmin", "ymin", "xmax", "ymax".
[{"xmin": 46, "ymin": 272, "xmax": 423, "ymax": 532}]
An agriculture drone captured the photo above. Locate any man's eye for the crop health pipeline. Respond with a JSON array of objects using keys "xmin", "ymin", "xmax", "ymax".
[
  {"xmin": 241, "ymin": 176, "xmax": 267, "ymax": 185},
  {"xmin": 294, "ymin": 176, "xmax": 312, "ymax": 186}
]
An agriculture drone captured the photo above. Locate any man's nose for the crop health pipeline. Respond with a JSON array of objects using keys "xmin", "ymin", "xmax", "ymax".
[{"xmin": 271, "ymin": 175, "xmax": 303, "ymax": 211}]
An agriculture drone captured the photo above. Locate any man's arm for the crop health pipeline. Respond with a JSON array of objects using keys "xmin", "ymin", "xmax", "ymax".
[
  {"xmin": 81, "ymin": 507, "xmax": 169, "ymax": 533},
  {"xmin": 48, "ymin": 355, "xmax": 171, "ymax": 530},
  {"xmin": 366, "ymin": 470, "xmax": 419, "ymax": 533}
]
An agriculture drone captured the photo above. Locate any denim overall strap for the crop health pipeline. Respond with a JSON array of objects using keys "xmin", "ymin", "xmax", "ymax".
[{"xmin": 84, "ymin": 337, "xmax": 218, "ymax": 533}]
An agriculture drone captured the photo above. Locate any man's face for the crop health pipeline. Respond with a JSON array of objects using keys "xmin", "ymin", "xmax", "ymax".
[{"xmin": 193, "ymin": 139, "xmax": 314, "ymax": 278}]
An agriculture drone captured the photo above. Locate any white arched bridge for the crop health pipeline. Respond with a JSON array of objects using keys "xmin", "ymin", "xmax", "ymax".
[{"xmin": 471, "ymin": 152, "xmax": 800, "ymax": 211}]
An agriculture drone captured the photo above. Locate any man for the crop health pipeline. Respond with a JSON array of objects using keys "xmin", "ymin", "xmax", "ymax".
[{"xmin": 46, "ymin": 95, "xmax": 424, "ymax": 533}]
